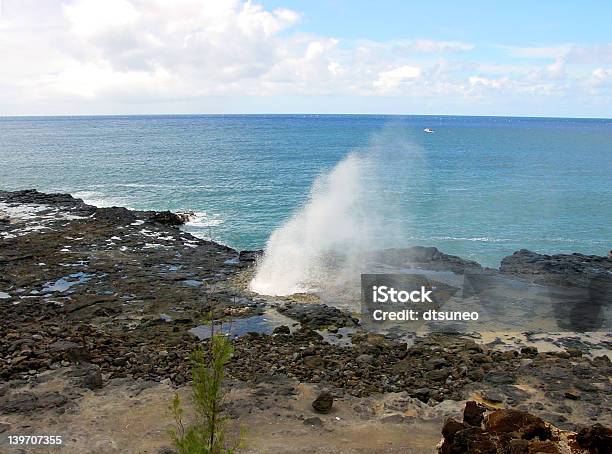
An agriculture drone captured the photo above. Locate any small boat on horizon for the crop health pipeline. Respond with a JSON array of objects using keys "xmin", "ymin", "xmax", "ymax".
[{"xmin": 424, "ymin": 128, "xmax": 435, "ymax": 133}]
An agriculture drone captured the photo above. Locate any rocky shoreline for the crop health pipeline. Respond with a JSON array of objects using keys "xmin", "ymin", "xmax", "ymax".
[{"xmin": 1, "ymin": 189, "xmax": 610, "ymax": 453}]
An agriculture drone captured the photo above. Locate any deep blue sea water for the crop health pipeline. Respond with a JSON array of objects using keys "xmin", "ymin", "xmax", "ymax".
[{"xmin": 0, "ymin": 115, "xmax": 610, "ymax": 267}]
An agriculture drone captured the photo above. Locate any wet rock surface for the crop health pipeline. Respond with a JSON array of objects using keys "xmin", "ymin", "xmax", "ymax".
[
  {"xmin": 277, "ymin": 303, "xmax": 360, "ymax": 329},
  {"xmin": 500, "ymin": 249, "xmax": 612, "ymax": 288},
  {"xmin": 374, "ymin": 246, "xmax": 485, "ymax": 274}
]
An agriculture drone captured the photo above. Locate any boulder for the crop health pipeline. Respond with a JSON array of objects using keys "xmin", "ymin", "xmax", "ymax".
[
  {"xmin": 238, "ymin": 250, "xmax": 263, "ymax": 262},
  {"xmin": 150, "ymin": 210, "xmax": 186, "ymax": 226},
  {"xmin": 409, "ymin": 388, "xmax": 431, "ymax": 402},
  {"xmin": 312, "ymin": 391, "xmax": 333, "ymax": 414},
  {"xmin": 463, "ymin": 400, "xmax": 489, "ymax": 427},
  {"xmin": 576, "ymin": 424, "xmax": 612, "ymax": 453},
  {"xmin": 437, "ymin": 402, "xmax": 609, "ymax": 454},
  {"xmin": 484, "ymin": 409, "xmax": 550, "ymax": 440},
  {"xmin": 83, "ymin": 367, "xmax": 103, "ymax": 390},
  {"xmin": 278, "ymin": 303, "xmax": 359, "ymax": 329},
  {"xmin": 272, "ymin": 325, "xmax": 290, "ymax": 335}
]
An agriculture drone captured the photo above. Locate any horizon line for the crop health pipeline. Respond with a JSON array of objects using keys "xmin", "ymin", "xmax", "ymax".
[{"xmin": 1, "ymin": 113, "xmax": 611, "ymax": 121}]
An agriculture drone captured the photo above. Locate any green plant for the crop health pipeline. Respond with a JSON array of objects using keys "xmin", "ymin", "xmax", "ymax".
[{"xmin": 170, "ymin": 334, "xmax": 235, "ymax": 454}]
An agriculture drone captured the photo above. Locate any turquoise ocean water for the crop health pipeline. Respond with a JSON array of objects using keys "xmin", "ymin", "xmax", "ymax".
[{"xmin": 0, "ymin": 115, "xmax": 610, "ymax": 267}]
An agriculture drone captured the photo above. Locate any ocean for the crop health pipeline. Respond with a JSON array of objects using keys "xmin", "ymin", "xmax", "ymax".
[{"xmin": 0, "ymin": 114, "xmax": 610, "ymax": 268}]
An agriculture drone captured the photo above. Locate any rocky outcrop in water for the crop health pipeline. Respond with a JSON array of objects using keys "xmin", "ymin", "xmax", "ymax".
[
  {"xmin": 0, "ymin": 189, "xmax": 93, "ymax": 209},
  {"xmin": 374, "ymin": 246, "xmax": 485, "ymax": 274},
  {"xmin": 150, "ymin": 210, "xmax": 189, "ymax": 226},
  {"xmin": 277, "ymin": 303, "xmax": 360, "ymax": 329},
  {"xmin": 500, "ymin": 249, "xmax": 611, "ymax": 286}
]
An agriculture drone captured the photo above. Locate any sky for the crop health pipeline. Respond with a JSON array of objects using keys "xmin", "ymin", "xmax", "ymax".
[{"xmin": 0, "ymin": 0, "xmax": 611, "ymax": 117}]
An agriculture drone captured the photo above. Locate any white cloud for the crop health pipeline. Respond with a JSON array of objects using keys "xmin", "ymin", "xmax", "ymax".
[
  {"xmin": 504, "ymin": 43, "xmax": 612, "ymax": 66},
  {"xmin": 373, "ymin": 65, "xmax": 422, "ymax": 92},
  {"xmin": 589, "ymin": 68, "xmax": 612, "ymax": 92},
  {"xmin": 525, "ymin": 58, "xmax": 567, "ymax": 82},
  {"xmin": 0, "ymin": 0, "xmax": 610, "ymax": 115},
  {"xmin": 411, "ymin": 39, "xmax": 473, "ymax": 53},
  {"xmin": 592, "ymin": 68, "xmax": 612, "ymax": 80},
  {"xmin": 327, "ymin": 61, "xmax": 343, "ymax": 76},
  {"xmin": 504, "ymin": 44, "xmax": 570, "ymax": 59},
  {"xmin": 63, "ymin": 0, "xmax": 140, "ymax": 38},
  {"xmin": 469, "ymin": 76, "xmax": 507, "ymax": 89},
  {"xmin": 43, "ymin": 62, "xmax": 174, "ymax": 99}
]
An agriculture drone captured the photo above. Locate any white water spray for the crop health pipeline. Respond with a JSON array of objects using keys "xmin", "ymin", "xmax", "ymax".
[
  {"xmin": 249, "ymin": 128, "xmax": 424, "ymax": 297},
  {"xmin": 249, "ymin": 152, "xmax": 373, "ymax": 295}
]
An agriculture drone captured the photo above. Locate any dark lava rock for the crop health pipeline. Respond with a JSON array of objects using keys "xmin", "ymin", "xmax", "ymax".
[
  {"xmin": 0, "ymin": 393, "xmax": 37, "ymax": 413},
  {"xmin": 425, "ymin": 368, "xmax": 450, "ymax": 382},
  {"xmin": 500, "ymin": 249, "xmax": 611, "ymax": 287},
  {"xmin": 463, "ymin": 401, "xmax": 489, "ymax": 427},
  {"xmin": 238, "ymin": 250, "xmax": 263, "ymax": 262},
  {"xmin": 441, "ymin": 418, "xmax": 466, "ymax": 440},
  {"xmin": 278, "ymin": 303, "xmax": 359, "ymax": 329},
  {"xmin": 0, "ymin": 189, "xmax": 91, "ymax": 209},
  {"xmin": 481, "ymin": 390, "xmax": 504, "ymax": 404},
  {"xmin": 564, "ymin": 389, "xmax": 581, "ymax": 400},
  {"xmin": 425, "ymin": 358, "xmax": 449, "ymax": 370},
  {"xmin": 373, "ymin": 246, "xmax": 484, "ymax": 274},
  {"xmin": 37, "ymin": 392, "xmax": 69, "ymax": 410},
  {"xmin": 437, "ymin": 402, "xmax": 597, "ymax": 454},
  {"xmin": 2, "ymin": 189, "xmax": 609, "ymax": 434},
  {"xmin": 466, "ymin": 368, "xmax": 485, "ymax": 382},
  {"xmin": 303, "ymin": 355, "xmax": 324, "ymax": 368},
  {"xmin": 485, "ymin": 409, "xmax": 550, "ymax": 440},
  {"xmin": 272, "ymin": 325, "xmax": 290, "ymax": 335},
  {"xmin": 312, "ymin": 391, "xmax": 333, "ymax": 414},
  {"xmin": 93, "ymin": 206, "xmax": 137, "ymax": 223},
  {"xmin": 356, "ymin": 354, "xmax": 374, "ymax": 365},
  {"xmin": 84, "ymin": 367, "xmax": 103, "ymax": 390},
  {"xmin": 49, "ymin": 340, "xmax": 90, "ymax": 362},
  {"xmin": 520, "ymin": 346, "xmax": 538, "ymax": 358},
  {"xmin": 576, "ymin": 423, "xmax": 612, "ymax": 453},
  {"xmin": 0, "ymin": 392, "xmax": 67, "ymax": 414},
  {"xmin": 439, "ymin": 424, "xmax": 496, "ymax": 454},
  {"xmin": 150, "ymin": 211, "xmax": 187, "ymax": 226},
  {"xmin": 409, "ymin": 388, "xmax": 431, "ymax": 402},
  {"xmin": 567, "ymin": 348, "xmax": 584, "ymax": 358},
  {"xmin": 484, "ymin": 371, "xmax": 516, "ymax": 385}
]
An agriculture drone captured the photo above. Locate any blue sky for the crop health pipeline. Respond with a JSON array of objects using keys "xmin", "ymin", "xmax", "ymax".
[
  {"xmin": 0, "ymin": 0, "xmax": 610, "ymax": 117},
  {"xmin": 262, "ymin": 1, "xmax": 611, "ymax": 45}
]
